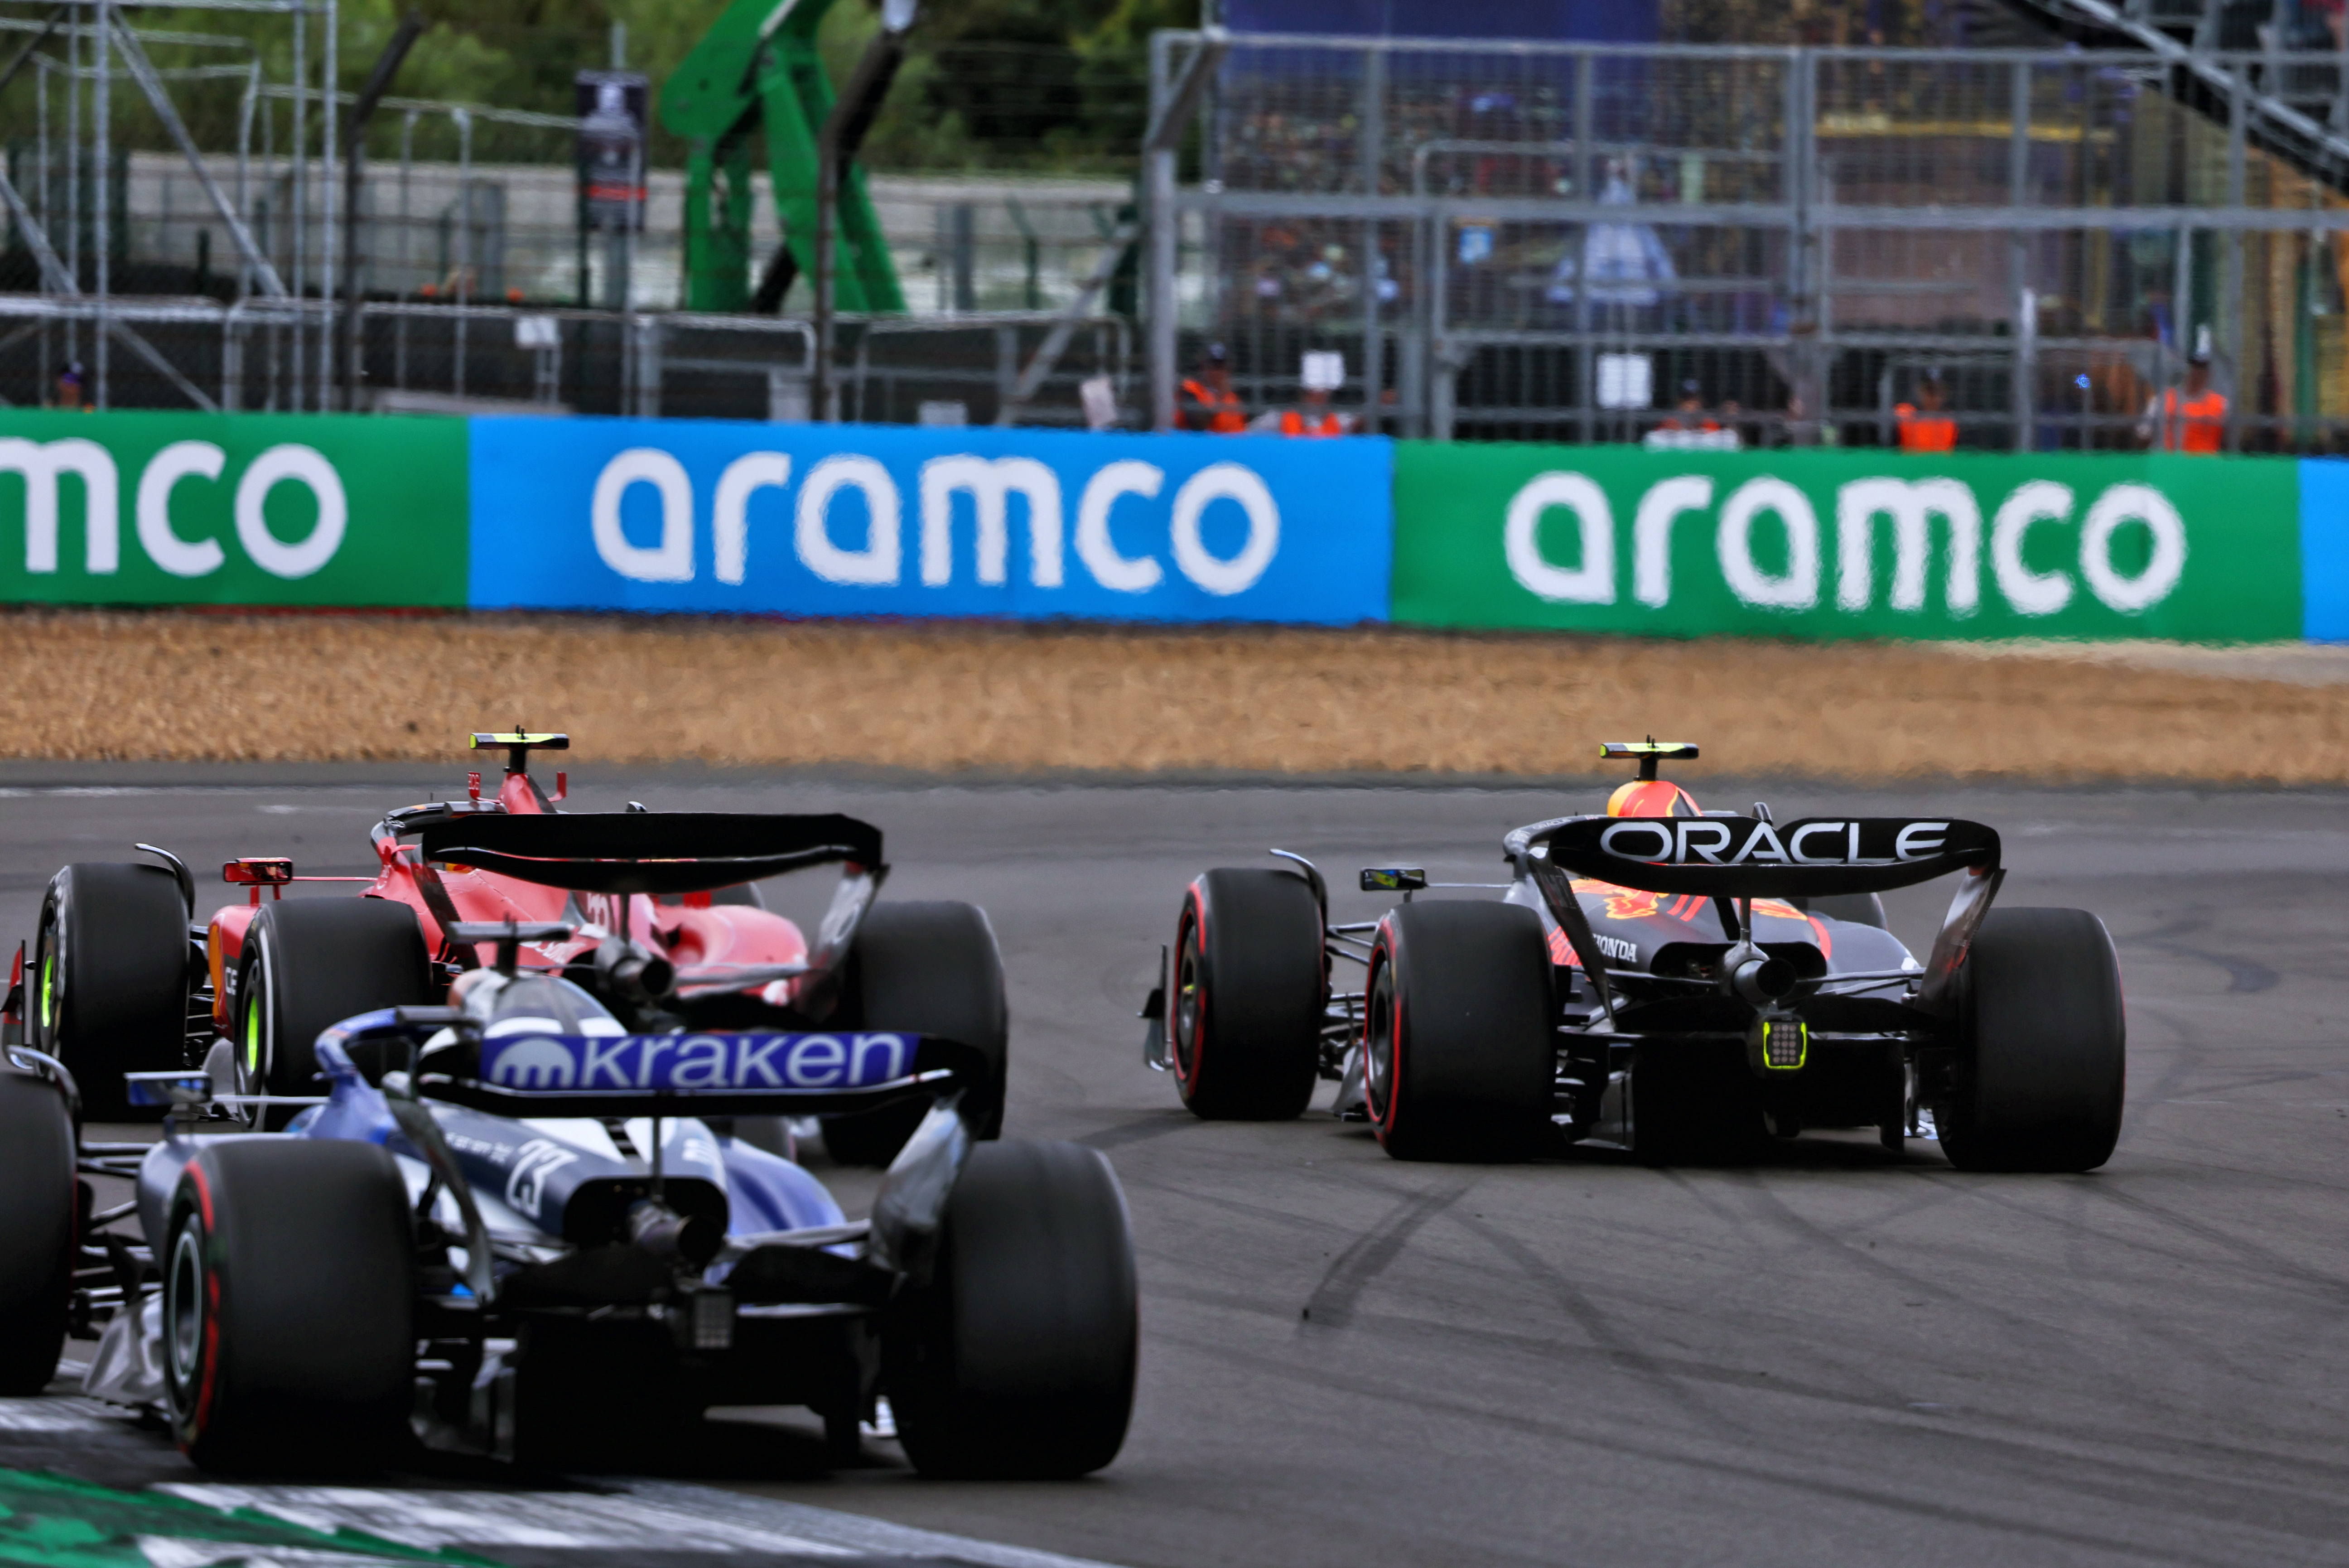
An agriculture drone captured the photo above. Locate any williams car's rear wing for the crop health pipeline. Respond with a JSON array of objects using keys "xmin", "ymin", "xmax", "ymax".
[
  {"xmin": 417, "ymin": 812, "xmax": 885, "ymax": 895},
  {"xmin": 328, "ymin": 1006, "xmax": 984, "ymax": 1119}
]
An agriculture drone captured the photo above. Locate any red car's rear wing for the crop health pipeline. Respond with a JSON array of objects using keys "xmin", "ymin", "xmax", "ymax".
[{"xmin": 418, "ymin": 812, "xmax": 885, "ymax": 895}]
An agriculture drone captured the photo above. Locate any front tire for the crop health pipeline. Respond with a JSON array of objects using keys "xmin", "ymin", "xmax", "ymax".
[
  {"xmin": 34, "ymin": 862, "xmax": 190, "ymax": 1119},
  {"xmin": 1364, "ymin": 902, "xmax": 1555, "ymax": 1161},
  {"xmin": 822, "ymin": 902, "xmax": 1009, "ymax": 1167},
  {"xmin": 235, "ymin": 899, "xmax": 433, "ymax": 1113},
  {"xmin": 1170, "ymin": 868, "xmax": 1324, "ymax": 1121},
  {"xmin": 888, "ymin": 1140, "xmax": 1137, "ymax": 1478},
  {"xmin": 0, "ymin": 1069, "xmax": 76, "ymax": 1393},
  {"xmin": 1936, "ymin": 907, "xmax": 2126, "ymax": 1173},
  {"xmin": 164, "ymin": 1139, "xmax": 416, "ymax": 1473}
]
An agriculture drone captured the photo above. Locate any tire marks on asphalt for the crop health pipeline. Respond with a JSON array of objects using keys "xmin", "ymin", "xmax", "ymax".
[{"xmin": 1299, "ymin": 1175, "xmax": 1477, "ymax": 1329}]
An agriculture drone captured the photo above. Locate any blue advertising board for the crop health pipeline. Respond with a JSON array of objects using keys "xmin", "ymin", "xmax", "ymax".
[{"xmin": 469, "ymin": 418, "xmax": 1393, "ymax": 625}]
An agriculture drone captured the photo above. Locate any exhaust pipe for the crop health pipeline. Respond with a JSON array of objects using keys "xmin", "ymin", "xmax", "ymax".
[
  {"xmin": 595, "ymin": 936, "xmax": 675, "ymax": 1004},
  {"xmin": 628, "ymin": 1199, "xmax": 722, "ymax": 1268},
  {"xmin": 1728, "ymin": 953, "xmax": 1796, "ymax": 1007}
]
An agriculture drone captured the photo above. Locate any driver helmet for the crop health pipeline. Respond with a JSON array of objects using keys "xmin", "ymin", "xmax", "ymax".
[{"xmin": 1607, "ymin": 778, "xmax": 1701, "ymax": 819}]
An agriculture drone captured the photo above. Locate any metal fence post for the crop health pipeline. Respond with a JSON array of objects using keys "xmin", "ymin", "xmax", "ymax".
[
  {"xmin": 2224, "ymin": 68, "xmax": 2247, "ymax": 452},
  {"xmin": 1357, "ymin": 41, "xmax": 1384, "ymax": 434},
  {"xmin": 1574, "ymin": 48, "xmax": 1594, "ymax": 446},
  {"xmin": 92, "ymin": 0, "xmax": 107, "ymax": 410},
  {"xmin": 2011, "ymin": 57, "xmax": 2031, "ymax": 451}
]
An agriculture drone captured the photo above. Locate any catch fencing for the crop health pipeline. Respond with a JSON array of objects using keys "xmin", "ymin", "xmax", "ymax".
[{"xmin": 1146, "ymin": 30, "xmax": 2349, "ymax": 454}]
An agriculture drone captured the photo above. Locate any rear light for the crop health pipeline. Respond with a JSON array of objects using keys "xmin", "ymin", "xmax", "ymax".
[{"xmin": 222, "ymin": 859, "xmax": 294, "ymax": 886}]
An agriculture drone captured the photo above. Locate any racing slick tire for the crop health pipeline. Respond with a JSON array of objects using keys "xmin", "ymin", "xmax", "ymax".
[
  {"xmin": 235, "ymin": 899, "xmax": 433, "ymax": 1119},
  {"xmin": 34, "ymin": 862, "xmax": 190, "ymax": 1120},
  {"xmin": 1364, "ymin": 902, "xmax": 1554, "ymax": 1161},
  {"xmin": 1169, "ymin": 868, "xmax": 1324, "ymax": 1121},
  {"xmin": 823, "ymin": 902, "xmax": 1010, "ymax": 1167},
  {"xmin": 888, "ymin": 1140, "xmax": 1136, "ymax": 1478},
  {"xmin": 163, "ymin": 1139, "xmax": 416, "ymax": 1473},
  {"xmin": 0, "ymin": 1067, "xmax": 77, "ymax": 1393},
  {"xmin": 1936, "ymin": 907, "xmax": 2126, "ymax": 1174}
]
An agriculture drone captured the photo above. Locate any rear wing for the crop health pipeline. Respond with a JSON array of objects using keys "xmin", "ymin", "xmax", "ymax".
[
  {"xmin": 326, "ymin": 1008, "xmax": 983, "ymax": 1119},
  {"xmin": 1507, "ymin": 814, "xmax": 2003, "ymax": 1021},
  {"xmin": 416, "ymin": 812, "xmax": 884, "ymax": 895},
  {"xmin": 1515, "ymin": 815, "xmax": 2000, "ymax": 898}
]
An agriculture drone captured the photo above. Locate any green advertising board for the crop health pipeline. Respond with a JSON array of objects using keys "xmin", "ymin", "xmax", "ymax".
[
  {"xmin": 1391, "ymin": 443, "xmax": 2301, "ymax": 643},
  {"xmin": 0, "ymin": 411, "xmax": 468, "ymax": 607}
]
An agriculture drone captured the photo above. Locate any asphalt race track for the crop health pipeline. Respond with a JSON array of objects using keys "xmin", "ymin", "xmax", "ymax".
[{"xmin": 1, "ymin": 762, "xmax": 2346, "ymax": 1568}]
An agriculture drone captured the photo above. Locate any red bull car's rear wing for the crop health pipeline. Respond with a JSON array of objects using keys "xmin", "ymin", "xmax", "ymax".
[
  {"xmin": 1506, "ymin": 814, "xmax": 2004, "ymax": 1023},
  {"xmin": 1521, "ymin": 814, "xmax": 2000, "ymax": 899}
]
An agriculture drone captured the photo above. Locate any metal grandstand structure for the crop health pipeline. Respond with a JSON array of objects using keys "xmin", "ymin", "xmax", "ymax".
[{"xmin": 1145, "ymin": 19, "xmax": 2349, "ymax": 451}]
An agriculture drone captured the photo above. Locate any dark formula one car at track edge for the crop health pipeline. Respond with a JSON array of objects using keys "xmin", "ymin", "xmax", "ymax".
[
  {"xmin": 26, "ymin": 731, "xmax": 999, "ymax": 1165},
  {"xmin": 1143, "ymin": 742, "xmax": 2126, "ymax": 1171},
  {"xmin": 0, "ymin": 851, "xmax": 1136, "ymax": 1477}
]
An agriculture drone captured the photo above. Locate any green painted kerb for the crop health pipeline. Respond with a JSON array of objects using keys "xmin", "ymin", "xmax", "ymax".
[
  {"xmin": 0, "ymin": 412, "xmax": 469, "ymax": 609},
  {"xmin": 1391, "ymin": 444, "xmax": 2301, "ymax": 644},
  {"xmin": 0, "ymin": 1468, "xmax": 498, "ymax": 1566}
]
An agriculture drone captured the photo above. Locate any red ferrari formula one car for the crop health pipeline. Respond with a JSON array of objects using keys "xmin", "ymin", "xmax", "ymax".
[{"xmin": 30, "ymin": 732, "xmax": 1004, "ymax": 1163}]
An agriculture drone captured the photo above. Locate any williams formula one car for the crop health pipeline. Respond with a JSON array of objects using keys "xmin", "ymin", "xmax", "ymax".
[
  {"xmin": 0, "ymin": 849, "xmax": 1135, "ymax": 1477},
  {"xmin": 1143, "ymin": 741, "xmax": 2125, "ymax": 1171},
  {"xmin": 27, "ymin": 731, "xmax": 997, "ymax": 1164}
]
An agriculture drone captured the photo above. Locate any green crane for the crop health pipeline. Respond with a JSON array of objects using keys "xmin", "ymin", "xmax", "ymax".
[{"xmin": 659, "ymin": 0, "xmax": 906, "ymax": 315}]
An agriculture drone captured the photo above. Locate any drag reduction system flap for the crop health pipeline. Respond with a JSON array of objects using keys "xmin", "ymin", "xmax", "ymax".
[
  {"xmin": 417, "ymin": 811, "xmax": 884, "ymax": 894},
  {"xmin": 1533, "ymin": 815, "xmax": 2001, "ymax": 898}
]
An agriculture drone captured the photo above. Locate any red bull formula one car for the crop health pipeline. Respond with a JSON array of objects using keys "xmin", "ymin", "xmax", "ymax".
[
  {"xmin": 1143, "ymin": 742, "xmax": 2125, "ymax": 1170},
  {"xmin": 29, "ymin": 732, "xmax": 1000, "ymax": 1164}
]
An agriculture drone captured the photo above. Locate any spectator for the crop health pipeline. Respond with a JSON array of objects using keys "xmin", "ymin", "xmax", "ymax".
[
  {"xmin": 2141, "ymin": 349, "xmax": 2225, "ymax": 454},
  {"xmin": 1181, "ymin": 343, "xmax": 1247, "ymax": 434},
  {"xmin": 1279, "ymin": 383, "xmax": 1346, "ymax": 436},
  {"xmin": 1896, "ymin": 372, "xmax": 1958, "ymax": 453},
  {"xmin": 1654, "ymin": 378, "xmax": 1718, "ymax": 434},
  {"xmin": 53, "ymin": 363, "xmax": 84, "ymax": 411}
]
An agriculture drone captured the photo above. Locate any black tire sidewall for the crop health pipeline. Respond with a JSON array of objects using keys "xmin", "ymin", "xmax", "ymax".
[
  {"xmin": 1940, "ymin": 907, "xmax": 2127, "ymax": 1173},
  {"xmin": 0, "ymin": 1071, "xmax": 76, "ymax": 1394},
  {"xmin": 1371, "ymin": 901, "xmax": 1555, "ymax": 1161},
  {"xmin": 164, "ymin": 1140, "xmax": 417, "ymax": 1472},
  {"xmin": 1172, "ymin": 869, "xmax": 1324, "ymax": 1121},
  {"xmin": 889, "ymin": 1140, "xmax": 1137, "ymax": 1478}
]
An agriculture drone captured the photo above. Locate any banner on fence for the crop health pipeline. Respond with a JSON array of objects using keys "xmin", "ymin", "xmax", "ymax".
[
  {"xmin": 468, "ymin": 419, "xmax": 1394, "ymax": 624},
  {"xmin": 1391, "ymin": 444, "xmax": 2301, "ymax": 644},
  {"xmin": 0, "ymin": 411, "xmax": 469, "ymax": 608}
]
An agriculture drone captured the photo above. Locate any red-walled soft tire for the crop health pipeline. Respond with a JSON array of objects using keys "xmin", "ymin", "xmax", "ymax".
[
  {"xmin": 1169, "ymin": 869, "xmax": 1324, "ymax": 1121},
  {"xmin": 1365, "ymin": 902, "xmax": 1554, "ymax": 1162},
  {"xmin": 164, "ymin": 1139, "xmax": 415, "ymax": 1474}
]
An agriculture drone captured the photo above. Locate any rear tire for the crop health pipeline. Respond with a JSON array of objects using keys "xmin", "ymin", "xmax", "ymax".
[
  {"xmin": 1170, "ymin": 869, "xmax": 1324, "ymax": 1121},
  {"xmin": 888, "ymin": 1141, "xmax": 1136, "ymax": 1478},
  {"xmin": 164, "ymin": 1139, "xmax": 416, "ymax": 1473},
  {"xmin": 0, "ymin": 1069, "xmax": 76, "ymax": 1394},
  {"xmin": 822, "ymin": 902, "xmax": 1008, "ymax": 1167},
  {"xmin": 1936, "ymin": 907, "xmax": 2125, "ymax": 1173},
  {"xmin": 34, "ymin": 863, "xmax": 189, "ymax": 1120},
  {"xmin": 236, "ymin": 899, "xmax": 433, "ymax": 1115},
  {"xmin": 1364, "ymin": 902, "xmax": 1554, "ymax": 1161}
]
